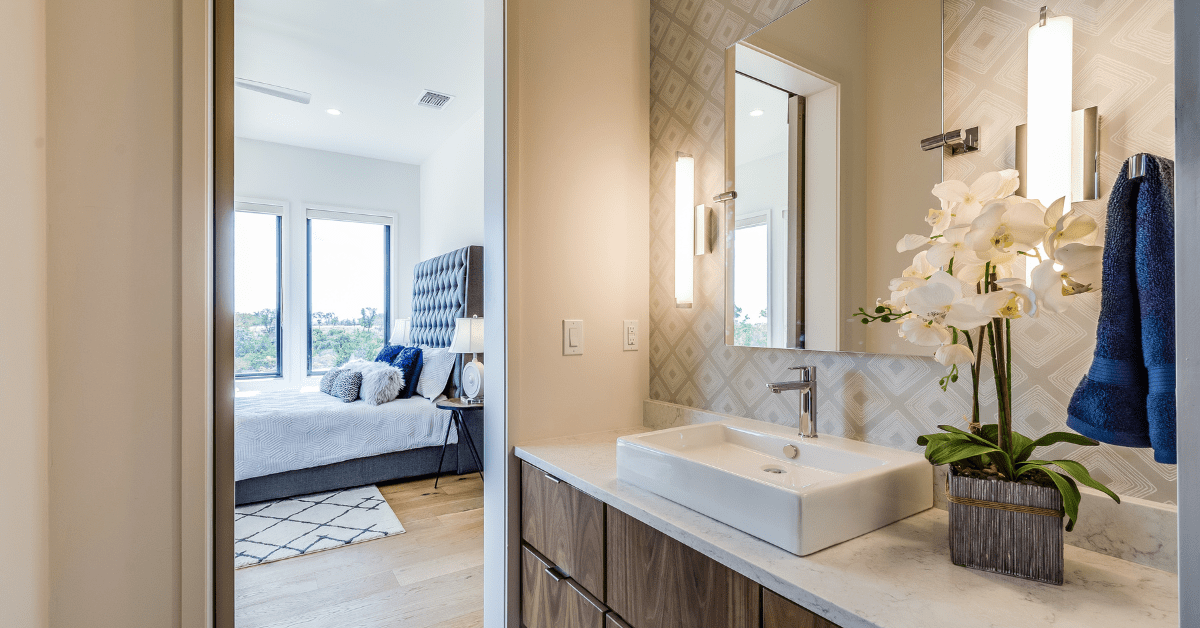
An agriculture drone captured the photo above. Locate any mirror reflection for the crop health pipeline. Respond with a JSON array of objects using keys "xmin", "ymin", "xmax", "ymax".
[{"xmin": 723, "ymin": 0, "xmax": 943, "ymax": 354}]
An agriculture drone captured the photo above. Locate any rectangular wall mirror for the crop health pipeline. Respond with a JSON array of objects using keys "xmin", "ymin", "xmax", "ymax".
[{"xmin": 723, "ymin": 0, "xmax": 943, "ymax": 355}]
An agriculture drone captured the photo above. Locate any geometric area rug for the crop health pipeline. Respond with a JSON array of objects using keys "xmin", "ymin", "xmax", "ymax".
[{"xmin": 234, "ymin": 485, "xmax": 405, "ymax": 568}]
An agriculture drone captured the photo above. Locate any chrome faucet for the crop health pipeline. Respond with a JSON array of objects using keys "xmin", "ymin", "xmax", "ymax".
[{"xmin": 766, "ymin": 366, "xmax": 817, "ymax": 438}]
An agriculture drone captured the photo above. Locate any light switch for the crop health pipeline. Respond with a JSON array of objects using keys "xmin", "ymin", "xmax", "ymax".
[
  {"xmin": 623, "ymin": 319, "xmax": 639, "ymax": 351},
  {"xmin": 563, "ymin": 320, "xmax": 584, "ymax": 355}
]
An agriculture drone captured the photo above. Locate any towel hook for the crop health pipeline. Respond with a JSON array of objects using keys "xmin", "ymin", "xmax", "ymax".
[{"xmin": 1127, "ymin": 153, "xmax": 1150, "ymax": 180}]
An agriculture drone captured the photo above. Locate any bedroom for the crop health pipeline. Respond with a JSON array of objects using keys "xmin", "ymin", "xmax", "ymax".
[{"xmin": 229, "ymin": 1, "xmax": 486, "ymax": 625}]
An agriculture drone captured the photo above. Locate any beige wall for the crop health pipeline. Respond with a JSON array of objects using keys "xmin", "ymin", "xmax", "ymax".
[
  {"xmin": 508, "ymin": 0, "xmax": 650, "ymax": 444},
  {"xmin": 0, "ymin": 0, "xmax": 50, "ymax": 626},
  {"xmin": 45, "ymin": 0, "xmax": 183, "ymax": 625}
]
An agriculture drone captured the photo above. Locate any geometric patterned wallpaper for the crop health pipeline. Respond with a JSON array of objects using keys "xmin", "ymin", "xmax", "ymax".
[{"xmin": 647, "ymin": 0, "xmax": 1177, "ymax": 503}]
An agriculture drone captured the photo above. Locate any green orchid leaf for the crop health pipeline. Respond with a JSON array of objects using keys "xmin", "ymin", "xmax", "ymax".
[
  {"xmin": 977, "ymin": 425, "xmax": 1000, "ymax": 445},
  {"xmin": 1018, "ymin": 463, "xmax": 1082, "ymax": 532},
  {"xmin": 938, "ymin": 425, "xmax": 998, "ymax": 449},
  {"xmin": 924, "ymin": 438, "xmax": 1003, "ymax": 467},
  {"xmin": 1020, "ymin": 431, "xmax": 1100, "ymax": 462},
  {"xmin": 916, "ymin": 432, "xmax": 961, "ymax": 447},
  {"xmin": 1027, "ymin": 459, "xmax": 1121, "ymax": 504},
  {"xmin": 1010, "ymin": 431, "xmax": 1034, "ymax": 462}
]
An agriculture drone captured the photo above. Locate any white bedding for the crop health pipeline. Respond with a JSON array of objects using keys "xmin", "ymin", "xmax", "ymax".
[{"xmin": 234, "ymin": 391, "xmax": 455, "ymax": 481}]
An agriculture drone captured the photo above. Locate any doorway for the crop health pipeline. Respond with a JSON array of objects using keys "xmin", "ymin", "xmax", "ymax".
[{"xmin": 210, "ymin": 0, "xmax": 509, "ymax": 625}]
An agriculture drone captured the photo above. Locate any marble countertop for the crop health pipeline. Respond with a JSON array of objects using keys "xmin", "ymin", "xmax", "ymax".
[{"xmin": 515, "ymin": 428, "xmax": 1178, "ymax": 628}]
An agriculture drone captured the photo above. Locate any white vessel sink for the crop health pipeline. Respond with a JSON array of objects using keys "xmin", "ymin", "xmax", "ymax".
[{"xmin": 616, "ymin": 419, "xmax": 932, "ymax": 556}]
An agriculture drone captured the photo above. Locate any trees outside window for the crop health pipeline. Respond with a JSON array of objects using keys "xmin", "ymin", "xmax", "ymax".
[{"xmin": 307, "ymin": 217, "xmax": 391, "ymax": 373}]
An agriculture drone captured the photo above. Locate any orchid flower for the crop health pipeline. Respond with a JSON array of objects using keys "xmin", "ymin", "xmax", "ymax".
[
  {"xmin": 925, "ymin": 199, "xmax": 954, "ymax": 236},
  {"xmin": 964, "ymin": 197, "xmax": 1047, "ymax": 254},
  {"xmin": 1042, "ymin": 198, "xmax": 1099, "ymax": 254},
  {"xmin": 931, "ymin": 170, "xmax": 1020, "ymax": 226},
  {"xmin": 1029, "ymin": 243, "xmax": 1102, "ymax": 313},
  {"xmin": 897, "ymin": 233, "xmax": 931, "ymax": 253},
  {"xmin": 935, "ymin": 343, "xmax": 975, "ymax": 366},
  {"xmin": 904, "ymin": 271, "xmax": 996, "ymax": 331}
]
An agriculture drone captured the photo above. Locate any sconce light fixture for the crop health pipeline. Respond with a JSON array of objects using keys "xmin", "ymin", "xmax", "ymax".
[
  {"xmin": 1016, "ymin": 7, "xmax": 1098, "ymax": 204},
  {"xmin": 675, "ymin": 152, "xmax": 695, "ymax": 308}
]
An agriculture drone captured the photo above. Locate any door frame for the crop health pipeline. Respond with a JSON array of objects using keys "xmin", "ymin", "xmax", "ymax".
[{"xmin": 184, "ymin": 0, "xmax": 514, "ymax": 625}]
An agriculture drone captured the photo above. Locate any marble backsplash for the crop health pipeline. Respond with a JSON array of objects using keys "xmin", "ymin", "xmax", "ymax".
[{"xmin": 644, "ymin": 399, "xmax": 1177, "ymax": 574}]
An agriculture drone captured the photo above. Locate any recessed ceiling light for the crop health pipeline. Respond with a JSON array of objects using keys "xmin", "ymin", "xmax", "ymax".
[
  {"xmin": 326, "ymin": 108, "xmax": 342, "ymax": 116},
  {"xmin": 749, "ymin": 109, "xmax": 764, "ymax": 117}
]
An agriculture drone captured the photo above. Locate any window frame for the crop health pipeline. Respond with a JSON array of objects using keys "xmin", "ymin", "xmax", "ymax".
[
  {"xmin": 233, "ymin": 200, "xmax": 286, "ymax": 379},
  {"xmin": 305, "ymin": 206, "xmax": 395, "ymax": 376}
]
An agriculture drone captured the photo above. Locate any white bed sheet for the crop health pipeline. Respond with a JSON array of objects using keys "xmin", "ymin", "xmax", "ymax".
[{"xmin": 234, "ymin": 391, "xmax": 455, "ymax": 481}]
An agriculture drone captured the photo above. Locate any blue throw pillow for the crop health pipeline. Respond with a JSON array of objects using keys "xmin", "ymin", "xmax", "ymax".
[
  {"xmin": 374, "ymin": 343, "xmax": 405, "ymax": 365},
  {"xmin": 390, "ymin": 346, "xmax": 424, "ymax": 399}
]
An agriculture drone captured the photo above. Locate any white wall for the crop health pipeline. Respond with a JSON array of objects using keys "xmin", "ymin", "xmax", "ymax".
[
  {"xmin": 0, "ymin": 0, "xmax": 49, "ymax": 626},
  {"xmin": 234, "ymin": 138, "xmax": 421, "ymax": 389},
  {"xmin": 420, "ymin": 107, "xmax": 485, "ymax": 260},
  {"xmin": 507, "ymin": 0, "xmax": 650, "ymax": 444}
]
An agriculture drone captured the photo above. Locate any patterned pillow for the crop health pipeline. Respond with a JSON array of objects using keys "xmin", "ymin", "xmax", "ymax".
[
  {"xmin": 374, "ymin": 343, "xmax": 405, "ymax": 365},
  {"xmin": 330, "ymin": 371, "xmax": 363, "ymax": 403},
  {"xmin": 390, "ymin": 346, "xmax": 423, "ymax": 399},
  {"xmin": 319, "ymin": 367, "xmax": 346, "ymax": 395},
  {"xmin": 416, "ymin": 346, "xmax": 456, "ymax": 399}
]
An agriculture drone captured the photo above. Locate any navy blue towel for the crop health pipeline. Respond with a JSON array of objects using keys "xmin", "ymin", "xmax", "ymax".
[
  {"xmin": 1067, "ymin": 156, "xmax": 1175, "ymax": 464},
  {"xmin": 1138, "ymin": 158, "xmax": 1175, "ymax": 464}
]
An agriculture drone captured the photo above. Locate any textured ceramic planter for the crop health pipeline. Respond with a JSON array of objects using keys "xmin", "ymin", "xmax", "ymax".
[{"xmin": 947, "ymin": 469, "xmax": 1065, "ymax": 585}]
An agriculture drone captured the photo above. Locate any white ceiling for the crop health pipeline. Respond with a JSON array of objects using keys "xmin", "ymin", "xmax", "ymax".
[{"xmin": 235, "ymin": 0, "xmax": 483, "ymax": 165}]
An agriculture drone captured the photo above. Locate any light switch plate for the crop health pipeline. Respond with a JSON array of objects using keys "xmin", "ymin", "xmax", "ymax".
[
  {"xmin": 623, "ymin": 319, "xmax": 638, "ymax": 351},
  {"xmin": 563, "ymin": 320, "xmax": 584, "ymax": 355}
]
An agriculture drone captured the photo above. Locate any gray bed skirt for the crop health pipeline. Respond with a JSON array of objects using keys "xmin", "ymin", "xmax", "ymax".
[{"xmin": 235, "ymin": 411, "xmax": 483, "ymax": 505}]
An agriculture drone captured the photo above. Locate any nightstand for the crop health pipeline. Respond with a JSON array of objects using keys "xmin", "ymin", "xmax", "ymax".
[{"xmin": 433, "ymin": 398, "xmax": 484, "ymax": 488}]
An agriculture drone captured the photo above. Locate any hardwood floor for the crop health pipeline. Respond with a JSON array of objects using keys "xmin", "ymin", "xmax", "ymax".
[{"xmin": 235, "ymin": 474, "xmax": 485, "ymax": 628}]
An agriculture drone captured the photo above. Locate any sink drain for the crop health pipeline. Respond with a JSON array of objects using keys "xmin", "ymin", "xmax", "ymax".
[{"xmin": 762, "ymin": 466, "xmax": 786, "ymax": 474}]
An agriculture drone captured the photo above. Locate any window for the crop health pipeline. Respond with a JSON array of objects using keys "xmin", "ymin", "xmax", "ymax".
[
  {"xmin": 234, "ymin": 210, "xmax": 283, "ymax": 377},
  {"xmin": 307, "ymin": 215, "xmax": 391, "ymax": 374}
]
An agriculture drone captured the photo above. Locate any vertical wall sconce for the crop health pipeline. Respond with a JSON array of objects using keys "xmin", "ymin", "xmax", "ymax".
[
  {"xmin": 675, "ymin": 152, "xmax": 695, "ymax": 308},
  {"xmin": 1025, "ymin": 7, "xmax": 1073, "ymax": 210},
  {"xmin": 1017, "ymin": 7, "xmax": 1098, "ymax": 204}
]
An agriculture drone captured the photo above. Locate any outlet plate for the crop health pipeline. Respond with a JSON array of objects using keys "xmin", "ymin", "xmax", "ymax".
[{"xmin": 623, "ymin": 320, "xmax": 638, "ymax": 351}]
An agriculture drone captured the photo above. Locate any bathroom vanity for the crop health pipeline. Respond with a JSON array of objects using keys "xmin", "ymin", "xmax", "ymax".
[{"xmin": 516, "ymin": 428, "xmax": 1178, "ymax": 628}]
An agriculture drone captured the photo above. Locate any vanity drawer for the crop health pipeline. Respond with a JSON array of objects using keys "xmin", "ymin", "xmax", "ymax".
[
  {"xmin": 522, "ymin": 544, "xmax": 606, "ymax": 628},
  {"xmin": 606, "ymin": 506, "xmax": 760, "ymax": 628},
  {"xmin": 521, "ymin": 461, "xmax": 606, "ymax": 597},
  {"xmin": 763, "ymin": 589, "xmax": 841, "ymax": 628}
]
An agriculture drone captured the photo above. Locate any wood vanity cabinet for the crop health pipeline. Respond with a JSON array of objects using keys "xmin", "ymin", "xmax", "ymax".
[
  {"xmin": 606, "ymin": 506, "xmax": 760, "ymax": 628},
  {"xmin": 763, "ymin": 589, "xmax": 840, "ymax": 628},
  {"xmin": 521, "ymin": 461, "xmax": 606, "ymax": 597},
  {"xmin": 522, "ymin": 544, "xmax": 607, "ymax": 628},
  {"xmin": 520, "ymin": 460, "xmax": 840, "ymax": 628}
]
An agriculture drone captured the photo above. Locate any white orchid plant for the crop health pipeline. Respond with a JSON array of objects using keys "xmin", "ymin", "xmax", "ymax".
[{"xmin": 853, "ymin": 170, "xmax": 1118, "ymax": 530}]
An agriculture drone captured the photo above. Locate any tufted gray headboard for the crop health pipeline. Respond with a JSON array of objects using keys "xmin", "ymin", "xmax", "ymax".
[{"xmin": 409, "ymin": 245, "xmax": 483, "ymax": 396}]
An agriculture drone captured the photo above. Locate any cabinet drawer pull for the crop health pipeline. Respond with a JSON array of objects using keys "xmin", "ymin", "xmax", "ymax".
[
  {"xmin": 544, "ymin": 566, "xmax": 566, "ymax": 582},
  {"xmin": 543, "ymin": 472, "xmax": 561, "ymax": 483},
  {"xmin": 566, "ymin": 579, "xmax": 606, "ymax": 613}
]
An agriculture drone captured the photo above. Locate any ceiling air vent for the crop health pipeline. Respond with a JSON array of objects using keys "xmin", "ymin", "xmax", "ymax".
[{"xmin": 415, "ymin": 90, "xmax": 455, "ymax": 110}]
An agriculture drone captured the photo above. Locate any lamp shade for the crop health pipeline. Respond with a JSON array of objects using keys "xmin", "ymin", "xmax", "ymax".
[
  {"xmin": 449, "ymin": 316, "xmax": 485, "ymax": 354},
  {"xmin": 1026, "ymin": 15, "xmax": 1073, "ymax": 210},
  {"xmin": 391, "ymin": 318, "xmax": 412, "ymax": 346}
]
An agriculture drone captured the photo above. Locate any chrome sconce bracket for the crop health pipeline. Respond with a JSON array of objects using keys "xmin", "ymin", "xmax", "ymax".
[
  {"xmin": 921, "ymin": 127, "xmax": 980, "ymax": 155},
  {"xmin": 1015, "ymin": 106, "xmax": 1100, "ymax": 202}
]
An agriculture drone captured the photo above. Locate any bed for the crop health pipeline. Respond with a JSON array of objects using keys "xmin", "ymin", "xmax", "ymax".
[{"xmin": 234, "ymin": 245, "xmax": 484, "ymax": 505}]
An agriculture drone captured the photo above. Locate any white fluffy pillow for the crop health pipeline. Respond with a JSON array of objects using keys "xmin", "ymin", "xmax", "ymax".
[
  {"xmin": 416, "ymin": 346, "xmax": 457, "ymax": 399},
  {"xmin": 359, "ymin": 361, "xmax": 406, "ymax": 406}
]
